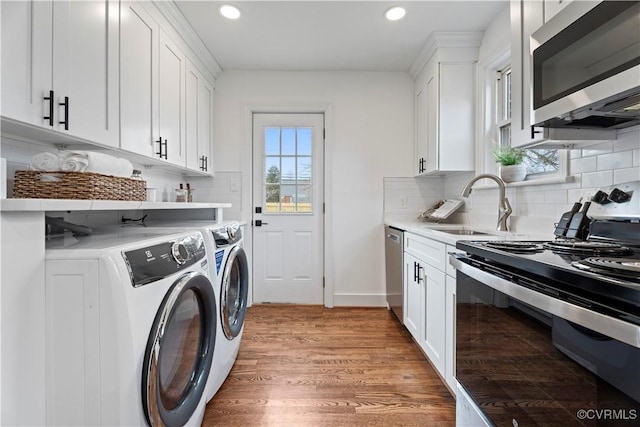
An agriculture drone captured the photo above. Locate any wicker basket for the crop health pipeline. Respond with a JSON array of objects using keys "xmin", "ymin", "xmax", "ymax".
[{"xmin": 13, "ymin": 170, "xmax": 146, "ymax": 201}]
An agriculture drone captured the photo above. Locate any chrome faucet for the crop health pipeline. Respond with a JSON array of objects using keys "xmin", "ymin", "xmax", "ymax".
[{"xmin": 461, "ymin": 174, "xmax": 512, "ymax": 232}]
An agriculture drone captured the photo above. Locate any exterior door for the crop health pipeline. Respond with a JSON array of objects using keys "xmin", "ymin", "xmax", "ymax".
[{"xmin": 252, "ymin": 113, "xmax": 324, "ymax": 304}]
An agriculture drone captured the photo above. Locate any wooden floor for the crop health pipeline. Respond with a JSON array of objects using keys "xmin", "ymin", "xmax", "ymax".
[{"xmin": 203, "ymin": 305, "xmax": 455, "ymax": 426}]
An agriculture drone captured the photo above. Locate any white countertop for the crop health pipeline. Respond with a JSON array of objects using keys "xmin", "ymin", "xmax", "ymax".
[
  {"xmin": 385, "ymin": 215, "xmax": 554, "ymax": 246},
  {"xmin": 0, "ymin": 198, "xmax": 231, "ymax": 212}
]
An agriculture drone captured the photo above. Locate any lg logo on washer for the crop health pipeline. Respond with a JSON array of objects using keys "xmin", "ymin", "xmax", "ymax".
[{"xmin": 215, "ymin": 250, "xmax": 225, "ymax": 275}]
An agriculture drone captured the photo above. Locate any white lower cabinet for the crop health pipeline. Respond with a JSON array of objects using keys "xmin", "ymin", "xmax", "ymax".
[
  {"xmin": 421, "ymin": 264, "xmax": 446, "ymax": 375},
  {"xmin": 403, "ymin": 252, "xmax": 423, "ymax": 340},
  {"xmin": 445, "ymin": 273, "xmax": 457, "ymax": 395},
  {"xmin": 403, "ymin": 232, "xmax": 449, "ymax": 384}
]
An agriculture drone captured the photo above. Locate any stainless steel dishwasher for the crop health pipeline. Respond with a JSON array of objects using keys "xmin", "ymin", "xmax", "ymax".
[{"xmin": 384, "ymin": 225, "xmax": 404, "ymax": 323}]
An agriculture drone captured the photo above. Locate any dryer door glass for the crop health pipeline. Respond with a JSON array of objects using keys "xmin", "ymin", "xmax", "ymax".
[
  {"xmin": 221, "ymin": 246, "xmax": 249, "ymax": 339},
  {"xmin": 142, "ymin": 273, "xmax": 216, "ymax": 427}
]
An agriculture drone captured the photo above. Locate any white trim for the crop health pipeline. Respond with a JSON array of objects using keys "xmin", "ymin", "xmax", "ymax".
[
  {"xmin": 468, "ymin": 174, "xmax": 575, "ymax": 190},
  {"xmin": 409, "ymin": 31, "xmax": 484, "ymax": 79},
  {"xmin": 333, "ymin": 293, "xmax": 387, "ymax": 308},
  {"xmin": 475, "ymin": 46, "xmax": 569, "ymax": 185},
  {"xmin": 242, "ymin": 104, "xmax": 335, "ymax": 308}
]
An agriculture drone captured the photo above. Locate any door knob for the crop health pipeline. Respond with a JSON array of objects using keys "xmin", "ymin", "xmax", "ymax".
[{"xmin": 254, "ymin": 220, "xmax": 268, "ymax": 227}]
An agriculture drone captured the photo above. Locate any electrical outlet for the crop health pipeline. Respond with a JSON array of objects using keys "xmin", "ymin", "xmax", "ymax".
[
  {"xmin": 229, "ymin": 178, "xmax": 239, "ymax": 192},
  {"xmin": 399, "ymin": 195, "xmax": 407, "ymax": 209}
]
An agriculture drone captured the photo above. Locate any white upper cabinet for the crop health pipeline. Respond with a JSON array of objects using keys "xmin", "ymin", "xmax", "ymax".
[
  {"xmin": 1, "ymin": 0, "xmax": 119, "ymax": 147},
  {"xmin": 510, "ymin": 0, "xmax": 547, "ymax": 148},
  {"xmin": 543, "ymin": 0, "xmax": 574, "ymax": 23},
  {"xmin": 120, "ymin": 2, "xmax": 158, "ymax": 158},
  {"xmin": 412, "ymin": 34, "xmax": 480, "ymax": 176},
  {"xmin": 158, "ymin": 30, "xmax": 187, "ymax": 167},
  {"xmin": 185, "ymin": 61, "xmax": 214, "ymax": 174}
]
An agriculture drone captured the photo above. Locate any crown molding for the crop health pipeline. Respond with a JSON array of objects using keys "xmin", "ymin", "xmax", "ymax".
[
  {"xmin": 152, "ymin": 1, "xmax": 223, "ymax": 79},
  {"xmin": 409, "ymin": 31, "xmax": 484, "ymax": 80}
]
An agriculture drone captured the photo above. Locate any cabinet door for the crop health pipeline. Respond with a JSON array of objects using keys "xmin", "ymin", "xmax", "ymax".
[
  {"xmin": 185, "ymin": 61, "xmax": 214, "ymax": 174},
  {"xmin": 1, "ymin": 0, "xmax": 53, "ymax": 126},
  {"xmin": 404, "ymin": 253, "xmax": 422, "ymax": 340},
  {"xmin": 422, "ymin": 265, "xmax": 446, "ymax": 376},
  {"xmin": 544, "ymin": 0, "xmax": 573, "ymax": 22},
  {"xmin": 414, "ymin": 87, "xmax": 428, "ymax": 176},
  {"xmin": 158, "ymin": 30, "xmax": 186, "ymax": 166},
  {"xmin": 53, "ymin": 0, "xmax": 119, "ymax": 147},
  {"xmin": 120, "ymin": 2, "xmax": 159, "ymax": 157},
  {"xmin": 445, "ymin": 274, "xmax": 457, "ymax": 395},
  {"xmin": 424, "ymin": 73, "xmax": 438, "ymax": 173},
  {"xmin": 511, "ymin": 0, "xmax": 546, "ymax": 147}
]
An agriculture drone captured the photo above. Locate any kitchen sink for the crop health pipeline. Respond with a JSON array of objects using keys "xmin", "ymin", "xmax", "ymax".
[{"xmin": 438, "ymin": 229, "xmax": 492, "ymax": 236}]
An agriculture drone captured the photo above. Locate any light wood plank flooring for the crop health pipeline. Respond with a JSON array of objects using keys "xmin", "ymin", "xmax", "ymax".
[{"xmin": 203, "ymin": 305, "xmax": 455, "ymax": 426}]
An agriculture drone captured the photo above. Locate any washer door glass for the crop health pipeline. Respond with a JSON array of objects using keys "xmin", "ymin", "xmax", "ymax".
[
  {"xmin": 142, "ymin": 272, "xmax": 216, "ymax": 427},
  {"xmin": 221, "ymin": 246, "xmax": 249, "ymax": 339}
]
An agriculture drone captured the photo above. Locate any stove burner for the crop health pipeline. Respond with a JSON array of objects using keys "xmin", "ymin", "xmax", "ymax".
[
  {"xmin": 544, "ymin": 240, "xmax": 633, "ymax": 256},
  {"xmin": 484, "ymin": 241, "xmax": 544, "ymax": 252},
  {"xmin": 572, "ymin": 257, "xmax": 640, "ymax": 280}
]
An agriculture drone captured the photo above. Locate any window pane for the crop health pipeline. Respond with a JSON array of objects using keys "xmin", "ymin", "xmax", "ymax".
[
  {"xmin": 265, "ymin": 185, "xmax": 280, "ymax": 212},
  {"xmin": 505, "ymin": 71, "xmax": 511, "ymax": 120},
  {"xmin": 297, "ymin": 128, "xmax": 312, "ymax": 155},
  {"xmin": 297, "ymin": 157, "xmax": 312, "ymax": 181},
  {"xmin": 280, "ymin": 184, "xmax": 295, "ymax": 212},
  {"xmin": 265, "ymin": 157, "xmax": 280, "ymax": 183},
  {"xmin": 499, "ymin": 125, "xmax": 511, "ymax": 147},
  {"xmin": 297, "ymin": 185, "xmax": 312, "ymax": 213},
  {"xmin": 265, "ymin": 128, "xmax": 280, "ymax": 155},
  {"xmin": 281, "ymin": 157, "xmax": 295, "ymax": 181},
  {"xmin": 281, "ymin": 128, "xmax": 295, "ymax": 155}
]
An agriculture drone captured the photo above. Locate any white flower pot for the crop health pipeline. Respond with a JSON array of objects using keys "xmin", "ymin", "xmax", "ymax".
[{"xmin": 499, "ymin": 164, "xmax": 527, "ymax": 183}]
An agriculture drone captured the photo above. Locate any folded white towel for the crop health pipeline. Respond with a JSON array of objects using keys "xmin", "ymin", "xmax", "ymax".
[
  {"xmin": 30, "ymin": 152, "xmax": 61, "ymax": 171},
  {"xmin": 60, "ymin": 154, "xmax": 89, "ymax": 172},
  {"xmin": 60, "ymin": 151, "xmax": 134, "ymax": 178}
]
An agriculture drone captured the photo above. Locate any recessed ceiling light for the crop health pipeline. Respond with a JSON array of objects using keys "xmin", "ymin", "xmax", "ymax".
[
  {"xmin": 219, "ymin": 4, "xmax": 241, "ymax": 20},
  {"xmin": 384, "ymin": 6, "xmax": 406, "ymax": 21}
]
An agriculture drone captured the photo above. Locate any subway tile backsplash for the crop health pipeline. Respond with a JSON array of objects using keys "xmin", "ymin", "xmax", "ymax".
[{"xmin": 385, "ymin": 129, "xmax": 640, "ymax": 234}]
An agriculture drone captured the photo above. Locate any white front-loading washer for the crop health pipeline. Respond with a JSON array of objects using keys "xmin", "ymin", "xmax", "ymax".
[
  {"xmin": 45, "ymin": 230, "xmax": 216, "ymax": 426},
  {"xmin": 112, "ymin": 221, "xmax": 249, "ymax": 402},
  {"xmin": 206, "ymin": 221, "xmax": 249, "ymax": 400}
]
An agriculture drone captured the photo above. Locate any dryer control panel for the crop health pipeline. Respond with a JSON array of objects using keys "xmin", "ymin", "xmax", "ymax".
[{"xmin": 123, "ymin": 233, "xmax": 206, "ymax": 287}]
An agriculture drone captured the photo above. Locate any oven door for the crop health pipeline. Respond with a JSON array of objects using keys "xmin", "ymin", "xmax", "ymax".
[{"xmin": 451, "ymin": 255, "xmax": 640, "ymax": 426}]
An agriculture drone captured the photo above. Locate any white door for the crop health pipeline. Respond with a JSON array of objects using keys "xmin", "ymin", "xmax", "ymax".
[{"xmin": 252, "ymin": 113, "xmax": 324, "ymax": 304}]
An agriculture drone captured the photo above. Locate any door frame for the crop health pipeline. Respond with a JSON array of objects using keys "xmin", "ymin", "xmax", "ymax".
[{"xmin": 241, "ymin": 104, "xmax": 335, "ymax": 308}]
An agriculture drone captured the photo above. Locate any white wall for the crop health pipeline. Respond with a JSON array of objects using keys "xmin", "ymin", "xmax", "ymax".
[{"xmin": 214, "ymin": 71, "xmax": 414, "ymax": 306}]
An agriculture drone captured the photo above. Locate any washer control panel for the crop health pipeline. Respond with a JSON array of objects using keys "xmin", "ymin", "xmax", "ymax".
[{"xmin": 123, "ymin": 233, "xmax": 206, "ymax": 287}]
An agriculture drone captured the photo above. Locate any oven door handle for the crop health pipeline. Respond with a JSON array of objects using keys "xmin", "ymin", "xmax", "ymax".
[{"xmin": 449, "ymin": 254, "xmax": 640, "ymax": 349}]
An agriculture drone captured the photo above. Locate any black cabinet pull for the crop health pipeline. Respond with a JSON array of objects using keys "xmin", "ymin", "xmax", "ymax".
[
  {"xmin": 200, "ymin": 155, "xmax": 207, "ymax": 171},
  {"xmin": 155, "ymin": 137, "xmax": 168, "ymax": 160},
  {"xmin": 531, "ymin": 125, "xmax": 542, "ymax": 140},
  {"xmin": 59, "ymin": 96, "xmax": 69, "ymax": 130},
  {"xmin": 43, "ymin": 90, "xmax": 54, "ymax": 126},
  {"xmin": 417, "ymin": 264, "xmax": 424, "ymax": 283}
]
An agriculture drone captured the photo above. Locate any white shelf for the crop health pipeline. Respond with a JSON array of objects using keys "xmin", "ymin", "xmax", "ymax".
[{"xmin": 0, "ymin": 198, "xmax": 231, "ymax": 212}]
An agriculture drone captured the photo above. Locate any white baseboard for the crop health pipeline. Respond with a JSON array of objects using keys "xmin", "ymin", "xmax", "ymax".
[{"xmin": 332, "ymin": 293, "xmax": 387, "ymax": 307}]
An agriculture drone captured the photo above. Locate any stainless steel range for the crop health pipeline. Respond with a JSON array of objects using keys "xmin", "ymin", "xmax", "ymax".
[{"xmin": 450, "ymin": 218, "xmax": 640, "ymax": 426}]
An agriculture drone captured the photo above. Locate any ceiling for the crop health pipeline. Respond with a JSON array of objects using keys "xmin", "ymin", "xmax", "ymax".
[{"xmin": 175, "ymin": 1, "xmax": 508, "ymax": 72}]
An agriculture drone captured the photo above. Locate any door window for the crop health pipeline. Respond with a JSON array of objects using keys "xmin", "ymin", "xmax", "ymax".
[{"xmin": 264, "ymin": 127, "xmax": 313, "ymax": 213}]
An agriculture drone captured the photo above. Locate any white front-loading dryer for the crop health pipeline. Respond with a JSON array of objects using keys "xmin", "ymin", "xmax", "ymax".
[
  {"xmin": 111, "ymin": 221, "xmax": 249, "ymax": 402},
  {"xmin": 45, "ymin": 230, "xmax": 216, "ymax": 426},
  {"xmin": 206, "ymin": 221, "xmax": 249, "ymax": 401}
]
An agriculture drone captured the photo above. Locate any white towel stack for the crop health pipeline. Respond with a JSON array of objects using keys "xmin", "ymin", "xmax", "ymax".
[{"xmin": 30, "ymin": 151, "xmax": 134, "ymax": 178}]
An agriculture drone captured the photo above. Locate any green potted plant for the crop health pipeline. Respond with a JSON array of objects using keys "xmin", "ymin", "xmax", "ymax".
[{"xmin": 492, "ymin": 146, "xmax": 527, "ymax": 183}]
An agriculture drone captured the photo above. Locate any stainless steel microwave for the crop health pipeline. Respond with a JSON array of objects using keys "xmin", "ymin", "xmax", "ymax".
[{"xmin": 531, "ymin": 1, "xmax": 640, "ymax": 130}]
